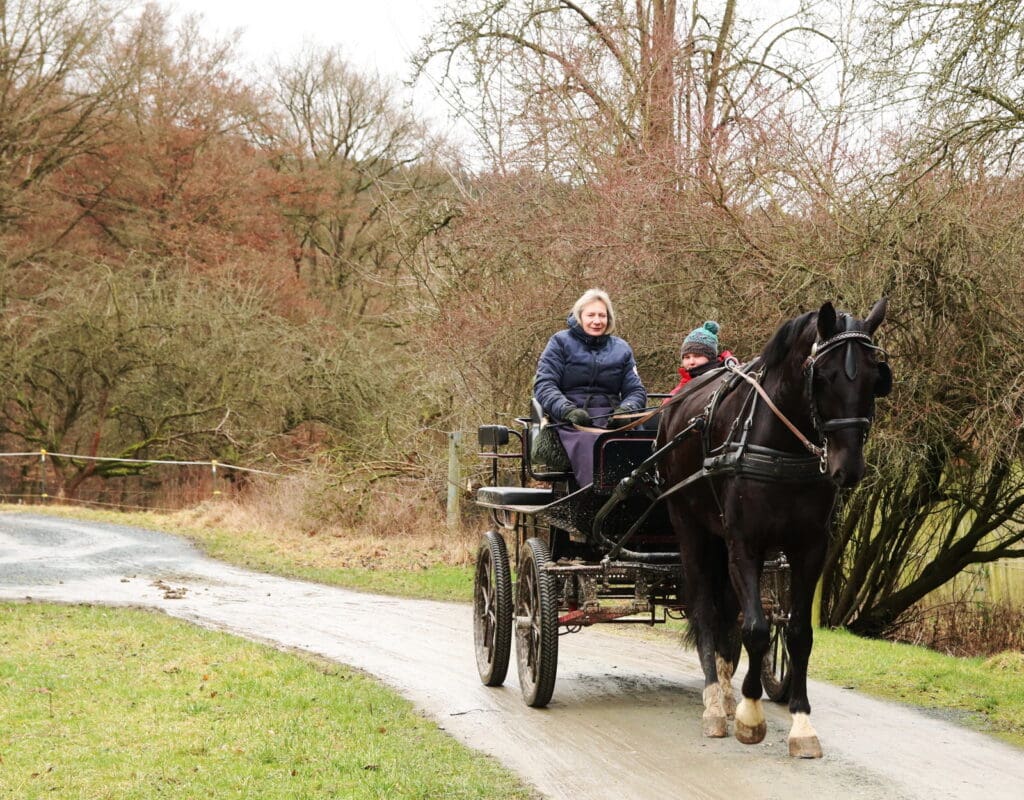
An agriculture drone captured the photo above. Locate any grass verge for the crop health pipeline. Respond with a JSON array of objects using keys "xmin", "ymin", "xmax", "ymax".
[
  {"xmin": 0, "ymin": 602, "xmax": 537, "ymax": 800},
  {"xmin": 811, "ymin": 627, "xmax": 1024, "ymax": 748}
]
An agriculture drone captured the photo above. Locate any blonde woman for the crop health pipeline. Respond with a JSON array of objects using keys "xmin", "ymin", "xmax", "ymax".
[{"xmin": 533, "ymin": 288, "xmax": 647, "ymax": 485}]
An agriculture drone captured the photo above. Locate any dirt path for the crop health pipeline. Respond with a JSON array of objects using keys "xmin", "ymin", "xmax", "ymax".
[{"xmin": 1, "ymin": 511, "xmax": 1021, "ymax": 799}]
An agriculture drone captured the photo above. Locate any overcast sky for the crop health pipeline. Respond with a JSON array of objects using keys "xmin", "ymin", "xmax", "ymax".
[
  {"xmin": 170, "ymin": 0, "xmax": 439, "ymax": 76},
  {"xmin": 167, "ymin": 0, "xmax": 456, "ymax": 131}
]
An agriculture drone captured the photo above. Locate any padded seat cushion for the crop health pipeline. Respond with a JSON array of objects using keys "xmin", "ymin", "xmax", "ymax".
[{"xmin": 476, "ymin": 486, "xmax": 556, "ymax": 508}]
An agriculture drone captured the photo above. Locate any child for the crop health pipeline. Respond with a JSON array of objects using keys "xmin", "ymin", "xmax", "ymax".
[{"xmin": 667, "ymin": 321, "xmax": 733, "ymax": 396}]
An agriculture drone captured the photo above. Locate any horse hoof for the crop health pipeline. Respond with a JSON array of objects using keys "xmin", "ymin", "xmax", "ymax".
[
  {"xmin": 702, "ymin": 715, "xmax": 728, "ymax": 738},
  {"xmin": 735, "ymin": 719, "xmax": 767, "ymax": 745},
  {"xmin": 788, "ymin": 735, "xmax": 823, "ymax": 758}
]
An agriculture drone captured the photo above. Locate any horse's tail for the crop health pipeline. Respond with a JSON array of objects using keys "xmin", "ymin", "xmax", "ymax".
[{"xmin": 680, "ymin": 533, "xmax": 736, "ymax": 657}]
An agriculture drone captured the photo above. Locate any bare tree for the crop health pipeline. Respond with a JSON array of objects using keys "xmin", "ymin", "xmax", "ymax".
[
  {"xmin": 865, "ymin": 0, "xmax": 1024, "ymax": 172},
  {"xmin": 415, "ymin": 0, "xmax": 839, "ymax": 190},
  {"xmin": 0, "ymin": 0, "xmax": 134, "ymax": 287},
  {"xmin": 268, "ymin": 46, "xmax": 441, "ymax": 319},
  {"xmin": 0, "ymin": 263, "xmax": 378, "ymax": 498}
]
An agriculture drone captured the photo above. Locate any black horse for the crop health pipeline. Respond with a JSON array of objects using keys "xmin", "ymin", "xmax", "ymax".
[{"xmin": 657, "ymin": 300, "xmax": 891, "ymax": 758}]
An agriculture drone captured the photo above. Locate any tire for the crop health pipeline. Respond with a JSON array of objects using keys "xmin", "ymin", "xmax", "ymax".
[
  {"xmin": 759, "ymin": 556, "xmax": 792, "ymax": 703},
  {"xmin": 515, "ymin": 537, "xmax": 559, "ymax": 707},
  {"xmin": 473, "ymin": 530, "xmax": 513, "ymax": 687},
  {"xmin": 761, "ymin": 622, "xmax": 792, "ymax": 703}
]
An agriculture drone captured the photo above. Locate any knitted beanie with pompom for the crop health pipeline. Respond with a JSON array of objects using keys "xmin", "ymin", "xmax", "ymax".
[{"xmin": 680, "ymin": 321, "xmax": 720, "ymax": 361}]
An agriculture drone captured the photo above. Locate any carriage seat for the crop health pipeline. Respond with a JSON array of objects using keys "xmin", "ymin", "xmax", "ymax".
[{"xmin": 476, "ymin": 486, "xmax": 556, "ymax": 511}]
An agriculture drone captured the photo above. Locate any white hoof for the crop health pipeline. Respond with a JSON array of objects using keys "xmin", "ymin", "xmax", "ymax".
[
  {"xmin": 702, "ymin": 683, "xmax": 728, "ymax": 738},
  {"xmin": 735, "ymin": 697, "xmax": 766, "ymax": 744},
  {"xmin": 788, "ymin": 712, "xmax": 823, "ymax": 758}
]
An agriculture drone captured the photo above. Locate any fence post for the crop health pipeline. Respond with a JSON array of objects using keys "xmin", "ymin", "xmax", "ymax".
[
  {"xmin": 211, "ymin": 459, "xmax": 220, "ymax": 497},
  {"xmin": 447, "ymin": 431, "xmax": 462, "ymax": 532},
  {"xmin": 39, "ymin": 449, "xmax": 48, "ymax": 502}
]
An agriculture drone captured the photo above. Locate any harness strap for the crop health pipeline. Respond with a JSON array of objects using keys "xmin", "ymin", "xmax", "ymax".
[
  {"xmin": 725, "ymin": 364, "xmax": 825, "ymax": 458},
  {"xmin": 821, "ymin": 417, "xmax": 871, "ymax": 432}
]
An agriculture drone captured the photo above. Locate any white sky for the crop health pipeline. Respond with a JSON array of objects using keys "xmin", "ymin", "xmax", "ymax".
[
  {"xmin": 166, "ymin": 0, "xmax": 457, "ymax": 130},
  {"xmin": 169, "ymin": 0, "xmax": 440, "ymax": 77}
]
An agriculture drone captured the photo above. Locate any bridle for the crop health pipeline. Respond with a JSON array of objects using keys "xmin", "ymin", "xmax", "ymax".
[
  {"xmin": 802, "ymin": 328, "xmax": 889, "ymax": 445},
  {"xmin": 724, "ymin": 326, "xmax": 889, "ymax": 470}
]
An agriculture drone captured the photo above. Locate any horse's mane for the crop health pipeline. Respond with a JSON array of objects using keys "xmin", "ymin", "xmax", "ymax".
[{"xmin": 760, "ymin": 310, "xmax": 816, "ymax": 370}]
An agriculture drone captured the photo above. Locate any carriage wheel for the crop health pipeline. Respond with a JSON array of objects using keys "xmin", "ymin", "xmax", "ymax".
[
  {"xmin": 761, "ymin": 622, "xmax": 792, "ymax": 703},
  {"xmin": 515, "ymin": 537, "xmax": 559, "ymax": 707},
  {"xmin": 473, "ymin": 530, "xmax": 513, "ymax": 686}
]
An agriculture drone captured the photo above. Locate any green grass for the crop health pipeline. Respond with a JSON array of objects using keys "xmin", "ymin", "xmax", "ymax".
[
  {"xmin": 0, "ymin": 603, "xmax": 537, "ymax": 800},
  {"xmin": 810, "ymin": 627, "xmax": 1024, "ymax": 747}
]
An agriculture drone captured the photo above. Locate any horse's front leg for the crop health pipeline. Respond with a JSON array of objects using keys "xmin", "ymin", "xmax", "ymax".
[
  {"xmin": 729, "ymin": 548, "xmax": 770, "ymax": 745},
  {"xmin": 784, "ymin": 546, "xmax": 826, "ymax": 759}
]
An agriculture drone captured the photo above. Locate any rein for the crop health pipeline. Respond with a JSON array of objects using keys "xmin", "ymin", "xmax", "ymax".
[
  {"xmin": 723, "ymin": 328, "xmax": 887, "ymax": 462},
  {"xmin": 725, "ymin": 364, "xmax": 824, "ymax": 459},
  {"xmin": 567, "ymin": 405, "xmax": 662, "ymax": 435}
]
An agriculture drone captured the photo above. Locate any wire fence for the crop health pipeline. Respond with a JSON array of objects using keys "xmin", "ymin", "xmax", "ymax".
[{"xmin": 0, "ymin": 450, "xmax": 284, "ymax": 513}]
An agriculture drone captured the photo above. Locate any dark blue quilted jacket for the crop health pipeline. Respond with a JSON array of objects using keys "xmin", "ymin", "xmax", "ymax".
[{"xmin": 534, "ymin": 316, "xmax": 647, "ymax": 421}]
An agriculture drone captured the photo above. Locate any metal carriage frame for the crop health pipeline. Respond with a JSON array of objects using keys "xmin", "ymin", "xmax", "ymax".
[{"xmin": 471, "ymin": 399, "xmax": 792, "ymax": 708}]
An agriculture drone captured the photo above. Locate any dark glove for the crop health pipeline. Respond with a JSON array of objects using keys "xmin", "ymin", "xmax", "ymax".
[
  {"xmin": 606, "ymin": 406, "xmax": 633, "ymax": 429},
  {"xmin": 564, "ymin": 407, "xmax": 591, "ymax": 426}
]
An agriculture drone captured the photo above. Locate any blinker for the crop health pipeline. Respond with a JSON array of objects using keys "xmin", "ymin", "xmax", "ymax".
[
  {"xmin": 875, "ymin": 361, "xmax": 893, "ymax": 397},
  {"xmin": 844, "ymin": 343, "xmax": 858, "ymax": 380},
  {"xmin": 843, "ymin": 315, "xmax": 858, "ymax": 381}
]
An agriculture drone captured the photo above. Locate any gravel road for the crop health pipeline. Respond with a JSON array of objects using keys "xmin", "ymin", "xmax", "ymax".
[{"xmin": 1, "ymin": 511, "xmax": 1021, "ymax": 800}]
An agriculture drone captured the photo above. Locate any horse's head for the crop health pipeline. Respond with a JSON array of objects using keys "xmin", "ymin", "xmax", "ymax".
[
  {"xmin": 804, "ymin": 299, "xmax": 891, "ymax": 487},
  {"xmin": 759, "ymin": 298, "xmax": 891, "ymax": 487}
]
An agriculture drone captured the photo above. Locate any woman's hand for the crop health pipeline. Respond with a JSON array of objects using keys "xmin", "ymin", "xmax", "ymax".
[
  {"xmin": 564, "ymin": 407, "xmax": 592, "ymax": 426},
  {"xmin": 606, "ymin": 406, "xmax": 633, "ymax": 428}
]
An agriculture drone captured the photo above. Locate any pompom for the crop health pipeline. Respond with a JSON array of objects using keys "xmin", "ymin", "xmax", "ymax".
[{"xmin": 703, "ymin": 321, "xmax": 720, "ymax": 335}]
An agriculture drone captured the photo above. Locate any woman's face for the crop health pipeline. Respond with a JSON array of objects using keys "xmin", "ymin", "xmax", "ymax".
[{"xmin": 579, "ymin": 300, "xmax": 609, "ymax": 336}]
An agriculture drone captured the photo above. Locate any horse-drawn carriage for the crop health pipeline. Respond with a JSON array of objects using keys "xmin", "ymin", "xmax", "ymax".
[
  {"xmin": 473, "ymin": 397, "xmax": 792, "ymax": 708},
  {"xmin": 471, "ymin": 300, "xmax": 892, "ymax": 758}
]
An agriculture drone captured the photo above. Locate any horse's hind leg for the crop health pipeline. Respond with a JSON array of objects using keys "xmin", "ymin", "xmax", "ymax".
[
  {"xmin": 679, "ymin": 528, "xmax": 729, "ymax": 738},
  {"xmin": 716, "ymin": 654, "xmax": 737, "ymax": 718},
  {"xmin": 693, "ymin": 581, "xmax": 728, "ymax": 737},
  {"xmin": 715, "ymin": 585, "xmax": 742, "ymax": 718}
]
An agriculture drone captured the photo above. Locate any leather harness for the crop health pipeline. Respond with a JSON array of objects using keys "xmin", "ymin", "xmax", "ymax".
[{"xmin": 593, "ymin": 326, "xmax": 888, "ymax": 562}]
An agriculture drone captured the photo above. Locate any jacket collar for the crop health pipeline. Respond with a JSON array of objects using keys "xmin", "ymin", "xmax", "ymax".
[{"xmin": 567, "ymin": 314, "xmax": 609, "ymax": 348}]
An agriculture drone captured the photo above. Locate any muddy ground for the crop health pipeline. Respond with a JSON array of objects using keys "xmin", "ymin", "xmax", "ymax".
[{"xmin": 1, "ymin": 511, "xmax": 1022, "ymax": 800}]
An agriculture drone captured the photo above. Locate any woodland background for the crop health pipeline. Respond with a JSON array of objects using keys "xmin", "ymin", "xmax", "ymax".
[{"xmin": 2, "ymin": 0, "xmax": 1024, "ymax": 642}]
